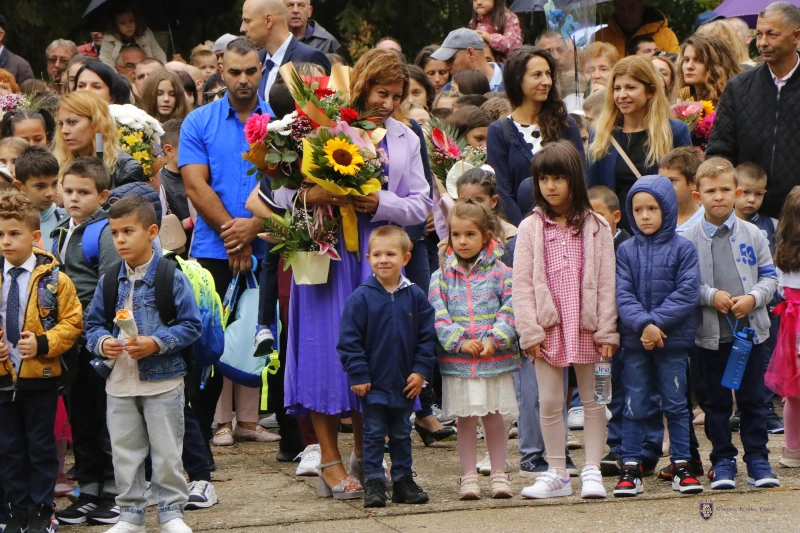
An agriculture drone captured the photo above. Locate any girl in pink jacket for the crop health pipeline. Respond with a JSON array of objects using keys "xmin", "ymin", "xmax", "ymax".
[{"xmin": 512, "ymin": 141, "xmax": 619, "ymax": 500}]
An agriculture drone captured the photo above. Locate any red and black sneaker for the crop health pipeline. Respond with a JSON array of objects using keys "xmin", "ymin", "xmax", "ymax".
[
  {"xmin": 672, "ymin": 460, "xmax": 704, "ymax": 494},
  {"xmin": 658, "ymin": 458, "xmax": 705, "ymax": 480},
  {"xmin": 613, "ymin": 462, "xmax": 644, "ymax": 497}
]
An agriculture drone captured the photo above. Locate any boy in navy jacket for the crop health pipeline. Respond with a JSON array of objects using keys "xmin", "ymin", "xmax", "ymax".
[
  {"xmin": 338, "ymin": 226, "xmax": 436, "ymax": 508},
  {"xmin": 614, "ymin": 176, "xmax": 701, "ymax": 498}
]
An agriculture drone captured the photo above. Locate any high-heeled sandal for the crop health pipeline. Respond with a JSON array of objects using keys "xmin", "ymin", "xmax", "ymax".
[
  {"xmin": 317, "ymin": 460, "xmax": 364, "ymax": 500},
  {"xmin": 349, "ymin": 451, "xmax": 393, "ymax": 489}
]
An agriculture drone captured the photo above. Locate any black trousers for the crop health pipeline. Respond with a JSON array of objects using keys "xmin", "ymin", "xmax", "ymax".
[
  {"xmin": 0, "ymin": 390, "xmax": 59, "ymax": 512},
  {"xmin": 69, "ymin": 348, "xmax": 115, "ymax": 497}
]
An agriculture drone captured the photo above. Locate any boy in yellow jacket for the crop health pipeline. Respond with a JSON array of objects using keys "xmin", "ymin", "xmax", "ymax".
[{"xmin": 0, "ymin": 190, "xmax": 82, "ymax": 533}]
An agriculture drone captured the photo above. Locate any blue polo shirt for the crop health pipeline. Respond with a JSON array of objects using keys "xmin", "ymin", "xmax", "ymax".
[{"xmin": 178, "ymin": 95, "xmax": 273, "ymax": 260}]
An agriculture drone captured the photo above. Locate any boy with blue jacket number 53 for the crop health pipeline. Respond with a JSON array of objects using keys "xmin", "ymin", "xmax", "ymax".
[{"xmin": 684, "ymin": 158, "xmax": 779, "ymax": 492}]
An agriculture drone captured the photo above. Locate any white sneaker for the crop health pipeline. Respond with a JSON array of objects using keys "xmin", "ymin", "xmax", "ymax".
[
  {"xmin": 580, "ymin": 466, "xmax": 606, "ymax": 499},
  {"xmin": 105, "ymin": 522, "xmax": 145, "ymax": 533},
  {"xmin": 185, "ymin": 480, "xmax": 218, "ymax": 510},
  {"xmin": 567, "ymin": 406, "xmax": 584, "ymax": 430},
  {"xmin": 295, "ymin": 444, "xmax": 321, "ymax": 476},
  {"xmin": 258, "ymin": 413, "xmax": 279, "ymax": 429},
  {"xmin": 476, "ymin": 452, "xmax": 511, "ymax": 475},
  {"xmin": 160, "ymin": 518, "xmax": 192, "ymax": 533},
  {"xmin": 520, "ymin": 469, "xmax": 573, "ymax": 499}
]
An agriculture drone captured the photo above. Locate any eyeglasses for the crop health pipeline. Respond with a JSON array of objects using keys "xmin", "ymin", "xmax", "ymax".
[
  {"xmin": 203, "ymin": 87, "xmax": 227, "ymax": 104},
  {"xmin": 47, "ymin": 56, "xmax": 70, "ymax": 65}
]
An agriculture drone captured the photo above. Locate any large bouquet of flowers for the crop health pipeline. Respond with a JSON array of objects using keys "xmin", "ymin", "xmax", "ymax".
[
  {"xmin": 243, "ymin": 111, "xmax": 310, "ymax": 190},
  {"xmin": 261, "ymin": 206, "xmax": 341, "ymax": 268},
  {"xmin": 425, "ymin": 119, "xmax": 488, "ymax": 192},
  {"xmin": 109, "ymin": 104, "xmax": 164, "ymax": 178}
]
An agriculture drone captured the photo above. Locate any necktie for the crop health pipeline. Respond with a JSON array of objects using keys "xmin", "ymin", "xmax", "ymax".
[
  {"xmin": 259, "ymin": 59, "xmax": 276, "ymax": 101},
  {"xmin": 6, "ymin": 267, "xmax": 24, "ymax": 347}
]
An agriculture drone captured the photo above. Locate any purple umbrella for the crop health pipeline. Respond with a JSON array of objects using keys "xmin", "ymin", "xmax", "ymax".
[{"xmin": 715, "ymin": 0, "xmax": 800, "ymax": 27}]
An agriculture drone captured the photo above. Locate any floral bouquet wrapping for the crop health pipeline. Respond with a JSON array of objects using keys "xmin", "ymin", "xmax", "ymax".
[
  {"xmin": 109, "ymin": 104, "xmax": 164, "ymax": 177},
  {"xmin": 670, "ymin": 101, "xmax": 704, "ymax": 132},
  {"xmin": 425, "ymin": 120, "xmax": 488, "ymax": 194}
]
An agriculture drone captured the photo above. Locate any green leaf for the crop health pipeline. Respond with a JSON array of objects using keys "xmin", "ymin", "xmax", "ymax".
[
  {"xmin": 265, "ymin": 152, "xmax": 283, "ymax": 164},
  {"xmin": 282, "ymin": 151, "xmax": 298, "ymax": 163},
  {"xmin": 246, "ymin": 167, "xmax": 256, "ymax": 175}
]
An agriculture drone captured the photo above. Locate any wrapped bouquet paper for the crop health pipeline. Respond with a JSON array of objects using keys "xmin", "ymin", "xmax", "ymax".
[{"xmin": 93, "ymin": 310, "xmax": 140, "ymax": 378}]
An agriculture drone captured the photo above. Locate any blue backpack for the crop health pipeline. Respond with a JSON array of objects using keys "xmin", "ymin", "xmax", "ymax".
[{"xmin": 51, "ymin": 218, "xmax": 110, "ymax": 266}]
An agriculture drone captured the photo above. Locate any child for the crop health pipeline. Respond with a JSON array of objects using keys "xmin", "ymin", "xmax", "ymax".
[
  {"xmin": 190, "ymin": 49, "xmax": 218, "ymax": 81},
  {"xmin": 85, "ymin": 196, "xmax": 201, "ymax": 533},
  {"xmin": 430, "ymin": 201, "xmax": 518, "ymax": 499},
  {"xmin": 0, "ymin": 137, "xmax": 29, "ymax": 178},
  {"xmin": 158, "ymin": 118, "xmax": 193, "ymax": 246},
  {"xmin": 734, "ymin": 162, "xmax": 785, "ymax": 434},
  {"xmin": 513, "ymin": 141, "xmax": 618, "ymax": 499},
  {"xmin": 469, "ymin": 0, "xmax": 523, "ymax": 62},
  {"xmin": 588, "ymin": 185, "xmax": 631, "ymax": 250},
  {"xmin": 52, "ymin": 158, "xmax": 122, "ymax": 527},
  {"xmin": 683, "ymin": 157, "xmax": 779, "ymax": 490},
  {"xmin": 338, "ymin": 226, "xmax": 435, "ymax": 508},
  {"xmin": 13, "ymin": 146, "xmax": 65, "ymax": 252},
  {"xmin": 769, "ymin": 186, "xmax": 800, "ymax": 467},
  {"xmin": 99, "ymin": 7, "xmax": 167, "ymax": 68},
  {"xmin": 0, "ymin": 191, "xmax": 83, "ymax": 533},
  {"xmin": 0, "ymin": 109, "xmax": 54, "ymax": 147},
  {"xmin": 455, "ymin": 169, "xmax": 516, "ymax": 244},
  {"xmin": 658, "ymin": 147, "xmax": 704, "ymax": 234},
  {"xmin": 446, "ymin": 106, "xmax": 491, "ymax": 149},
  {"xmin": 613, "ymin": 175, "xmax": 702, "ymax": 497}
]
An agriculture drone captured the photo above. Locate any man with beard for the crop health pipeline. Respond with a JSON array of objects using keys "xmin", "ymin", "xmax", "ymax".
[
  {"xmin": 707, "ymin": 1, "xmax": 800, "ymax": 218},
  {"xmin": 285, "ymin": 0, "xmax": 342, "ymax": 55},
  {"xmin": 179, "ymin": 37, "xmax": 273, "ymax": 454}
]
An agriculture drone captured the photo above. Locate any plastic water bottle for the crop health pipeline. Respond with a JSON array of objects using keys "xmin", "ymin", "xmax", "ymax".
[
  {"xmin": 721, "ymin": 326, "xmax": 756, "ymax": 390},
  {"xmin": 594, "ymin": 362, "xmax": 612, "ymax": 405}
]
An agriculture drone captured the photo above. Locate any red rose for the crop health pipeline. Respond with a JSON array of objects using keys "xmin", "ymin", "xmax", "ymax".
[
  {"xmin": 313, "ymin": 87, "xmax": 336, "ymax": 100},
  {"xmin": 340, "ymin": 108, "xmax": 358, "ymax": 124}
]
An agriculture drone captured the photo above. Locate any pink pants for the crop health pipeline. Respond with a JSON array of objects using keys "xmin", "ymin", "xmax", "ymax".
[
  {"xmin": 535, "ymin": 359, "xmax": 605, "ymax": 473},
  {"xmin": 214, "ymin": 377, "xmax": 261, "ymax": 425}
]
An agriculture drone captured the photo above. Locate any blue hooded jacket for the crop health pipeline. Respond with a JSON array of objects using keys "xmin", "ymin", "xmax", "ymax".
[{"xmin": 615, "ymin": 175, "xmax": 700, "ymax": 349}]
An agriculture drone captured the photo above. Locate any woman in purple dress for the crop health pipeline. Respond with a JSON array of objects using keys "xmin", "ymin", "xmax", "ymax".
[{"xmin": 273, "ymin": 49, "xmax": 432, "ymax": 499}]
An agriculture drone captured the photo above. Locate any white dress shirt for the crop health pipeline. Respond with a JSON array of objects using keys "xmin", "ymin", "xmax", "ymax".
[
  {"xmin": 770, "ymin": 53, "xmax": 800, "ymax": 91},
  {"xmin": 1, "ymin": 253, "xmax": 36, "ymax": 374},
  {"xmin": 262, "ymin": 34, "xmax": 293, "ymax": 101}
]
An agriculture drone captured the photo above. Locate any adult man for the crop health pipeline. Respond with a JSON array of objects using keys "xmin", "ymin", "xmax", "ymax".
[
  {"xmin": 729, "ymin": 17, "xmax": 754, "ymax": 48},
  {"xmin": 241, "ymin": 0, "xmax": 331, "ymax": 102},
  {"xmin": 627, "ymin": 34, "xmax": 658, "ymax": 57},
  {"xmin": 286, "ymin": 0, "xmax": 342, "ymax": 55},
  {"xmin": 45, "ymin": 39, "xmax": 78, "ymax": 89},
  {"xmin": 595, "ymin": 0, "xmax": 679, "ymax": 57},
  {"xmin": 179, "ymin": 37, "xmax": 272, "ymax": 450},
  {"xmin": 432, "ymin": 28, "xmax": 504, "ymax": 92},
  {"xmin": 115, "ymin": 44, "xmax": 146, "ymax": 83},
  {"xmin": 707, "ymin": 2, "xmax": 800, "ymax": 218},
  {"xmin": 0, "ymin": 14, "xmax": 33, "ymax": 85},
  {"xmin": 134, "ymin": 57, "xmax": 164, "ymax": 95},
  {"xmin": 213, "ymin": 33, "xmax": 238, "ymax": 67},
  {"xmin": 78, "ymin": 32, "xmax": 104, "ymax": 57}
]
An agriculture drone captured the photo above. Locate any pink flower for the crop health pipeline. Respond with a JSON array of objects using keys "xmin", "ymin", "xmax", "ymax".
[
  {"xmin": 431, "ymin": 128, "xmax": 461, "ymax": 158},
  {"xmin": 244, "ymin": 113, "xmax": 270, "ymax": 144},
  {"xmin": 696, "ymin": 112, "xmax": 716, "ymax": 140}
]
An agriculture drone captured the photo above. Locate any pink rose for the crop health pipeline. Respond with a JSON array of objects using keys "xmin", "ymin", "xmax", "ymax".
[{"xmin": 244, "ymin": 113, "xmax": 271, "ymax": 145}]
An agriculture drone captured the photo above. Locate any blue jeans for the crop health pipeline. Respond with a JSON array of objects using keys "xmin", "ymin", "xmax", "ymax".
[
  {"xmin": 608, "ymin": 349, "xmax": 664, "ymax": 462},
  {"xmin": 699, "ymin": 342, "xmax": 769, "ymax": 465},
  {"xmin": 362, "ymin": 400, "xmax": 414, "ymax": 482},
  {"xmin": 621, "ymin": 349, "xmax": 690, "ymax": 463},
  {"xmin": 513, "ymin": 357, "xmax": 568, "ymax": 464}
]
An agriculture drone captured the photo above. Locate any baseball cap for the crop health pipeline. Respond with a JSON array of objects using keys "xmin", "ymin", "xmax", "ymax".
[
  {"xmin": 694, "ymin": 11, "xmax": 725, "ymax": 30},
  {"xmin": 213, "ymin": 33, "xmax": 238, "ymax": 53},
  {"xmin": 430, "ymin": 28, "xmax": 485, "ymax": 61}
]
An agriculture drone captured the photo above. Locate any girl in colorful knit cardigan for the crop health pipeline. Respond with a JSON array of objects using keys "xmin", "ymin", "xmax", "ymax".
[
  {"xmin": 512, "ymin": 141, "xmax": 619, "ymax": 500},
  {"xmin": 429, "ymin": 201, "xmax": 519, "ymax": 501}
]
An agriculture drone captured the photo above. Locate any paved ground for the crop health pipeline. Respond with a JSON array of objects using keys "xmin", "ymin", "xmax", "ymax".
[{"xmin": 59, "ymin": 420, "xmax": 799, "ymax": 533}]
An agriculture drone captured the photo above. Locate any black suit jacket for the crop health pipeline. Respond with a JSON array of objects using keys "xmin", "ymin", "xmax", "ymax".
[{"xmin": 257, "ymin": 36, "xmax": 332, "ymax": 100}]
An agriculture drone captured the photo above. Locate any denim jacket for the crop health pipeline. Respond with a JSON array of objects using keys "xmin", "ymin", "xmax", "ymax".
[{"xmin": 85, "ymin": 256, "xmax": 202, "ymax": 382}]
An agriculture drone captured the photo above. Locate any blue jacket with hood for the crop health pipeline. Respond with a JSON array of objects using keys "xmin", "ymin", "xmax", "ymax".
[{"xmin": 615, "ymin": 175, "xmax": 700, "ymax": 350}]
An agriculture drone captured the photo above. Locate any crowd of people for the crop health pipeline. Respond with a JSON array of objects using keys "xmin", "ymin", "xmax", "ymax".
[{"xmin": 0, "ymin": 0, "xmax": 799, "ymax": 532}]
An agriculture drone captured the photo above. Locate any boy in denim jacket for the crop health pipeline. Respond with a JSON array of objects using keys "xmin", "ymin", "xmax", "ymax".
[
  {"xmin": 684, "ymin": 158, "xmax": 779, "ymax": 491},
  {"xmin": 85, "ymin": 197, "xmax": 201, "ymax": 533}
]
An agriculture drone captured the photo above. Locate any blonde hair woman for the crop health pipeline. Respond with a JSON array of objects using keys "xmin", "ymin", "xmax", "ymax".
[
  {"xmin": 54, "ymin": 91, "xmax": 144, "ymax": 188},
  {"xmin": 587, "ymin": 56, "xmax": 691, "ymax": 230},
  {"xmin": 697, "ymin": 20, "xmax": 754, "ymax": 67},
  {"xmin": 677, "ymin": 34, "xmax": 742, "ymax": 106}
]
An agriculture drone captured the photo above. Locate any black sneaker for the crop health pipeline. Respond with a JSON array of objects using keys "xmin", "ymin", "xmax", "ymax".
[
  {"xmin": 3, "ymin": 507, "xmax": 29, "ymax": 533},
  {"xmin": 671, "ymin": 460, "xmax": 704, "ymax": 494},
  {"xmin": 565, "ymin": 454, "xmax": 579, "ymax": 477},
  {"xmin": 600, "ymin": 452, "xmax": 621, "ymax": 477},
  {"xmin": 363, "ymin": 479, "xmax": 388, "ymax": 508},
  {"xmin": 86, "ymin": 499, "xmax": 120, "ymax": 525},
  {"xmin": 26, "ymin": 504, "xmax": 57, "ymax": 533},
  {"xmin": 730, "ymin": 410, "xmax": 741, "ymax": 432},
  {"xmin": 613, "ymin": 462, "xmax": 644, "ymax": 497},
  {"xmin": 641, "ymin": 456, "xmax": 659, "ymax": 476},
  {"xmin": 391, "ymin": 475, "xmax": 429, "ymax": 505},
  {"xmin": 766, "ymin": 410, "xmax": 785, "ymax": 434},
  {"xmin": 519, "ymin": 457, "xmax": 549, "ymax": 478},
  {"xmin": 55, "ymin": 494, "xmax": 99, "ymax": 524},
  {"xmin": 659, "ymin": 457, "xmax": 704, "ymax": 480}
]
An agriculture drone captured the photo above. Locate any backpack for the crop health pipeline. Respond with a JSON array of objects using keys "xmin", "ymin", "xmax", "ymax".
[
  {"xmin": 51, "ymin": 217, "xmax": 109, "ymax": 267},
  {"xmin": 101, "ymin": 253, "xmax": 225, "ymax": 370}
]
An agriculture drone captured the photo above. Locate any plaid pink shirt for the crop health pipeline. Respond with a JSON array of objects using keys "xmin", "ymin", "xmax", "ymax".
[
  {"xmin": 471, "ymin": 9, "xmax": 523, "ymax": 60},
  {"xmin": 540, "ymin": 214, "xmax": 601, "ymax": 367}
]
